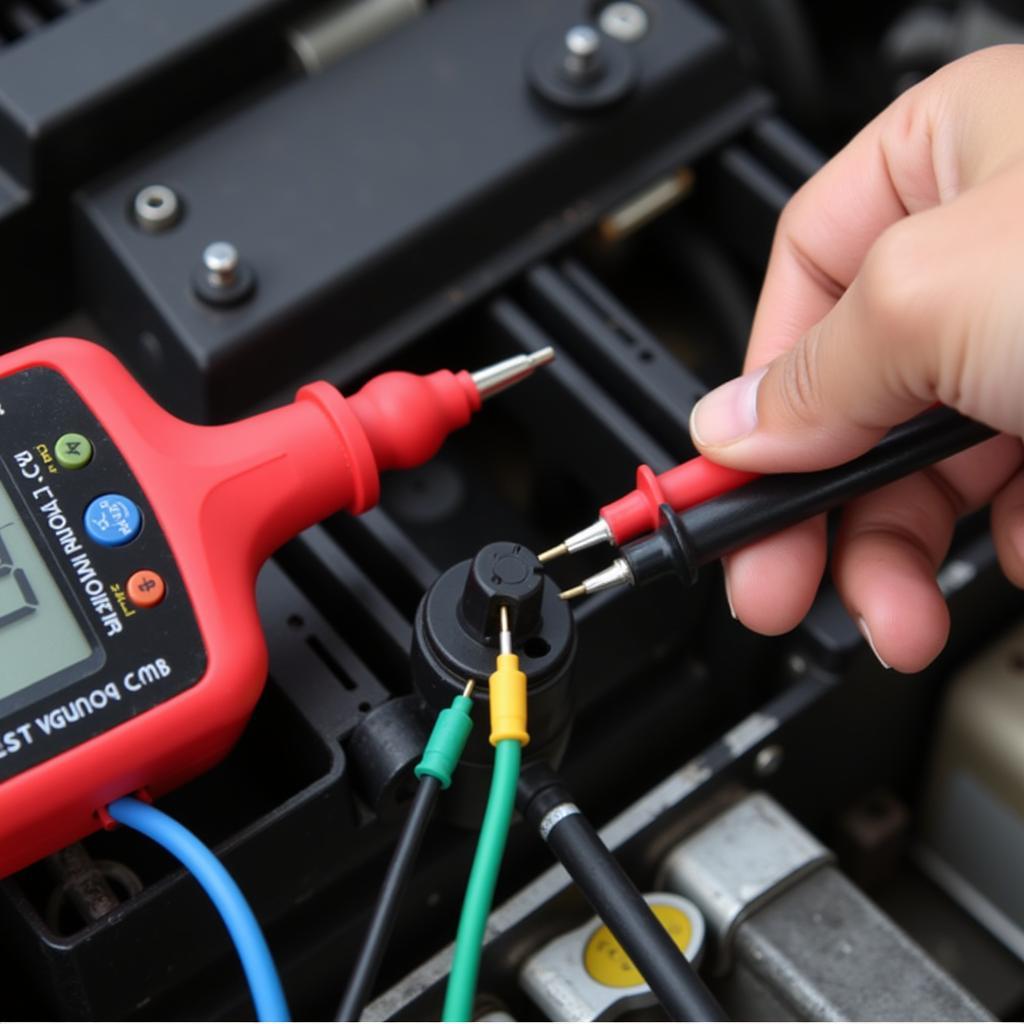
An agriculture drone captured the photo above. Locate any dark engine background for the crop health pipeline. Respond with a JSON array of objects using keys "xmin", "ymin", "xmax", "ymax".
[{"xmin": 1, "ymin": 1, "xmax": 1023, "ymax": 1019}]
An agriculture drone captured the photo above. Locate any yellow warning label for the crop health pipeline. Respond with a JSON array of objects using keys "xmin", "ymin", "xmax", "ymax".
[{"xmin": 583, "ymin": 903, "xmax": 692, "ymax": 987}]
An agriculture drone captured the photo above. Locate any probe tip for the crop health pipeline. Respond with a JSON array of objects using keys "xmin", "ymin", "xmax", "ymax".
[
  {"xmin": 463, "ymin": 678, "xmax": 476, "ymax": 698},
  {"xmin": 560, "ymin": 559, "xmax": 635, "ymax": 602},
  {"xmin": 498, "ymin": 604, "xmax": 512, "ymax": 654},
  {"xmin": 529, "ymin": 345, "xmax": 556, "ymax": 368},
  {"xmin": 538, "ymin": 543, "xmax": 568, "ymax": 563},
  {"xmin": 470, "ymin": 347, "xmax": 557, "ymax": 401}
]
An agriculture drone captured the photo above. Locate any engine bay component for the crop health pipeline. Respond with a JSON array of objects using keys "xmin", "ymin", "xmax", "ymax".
[
  {"xmin": 922, "ymin": 617, "xmax": 1024, "ymax": 960},
  {"xmin": 663, "ymin": 794, "xmax": 992, "ymax": 1021},
  {"xmin": 412, "ymin": 542, "xmax": 575, "ymax": 822},
  {"xmin": 519, "ymin": 891, "xmax": 706, "ymax": 1020}
]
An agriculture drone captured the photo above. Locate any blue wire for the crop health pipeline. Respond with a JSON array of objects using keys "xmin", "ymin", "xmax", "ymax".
[{"xmin": 107, "ymin": 796, "xmax": 291, "ymax": 1022}]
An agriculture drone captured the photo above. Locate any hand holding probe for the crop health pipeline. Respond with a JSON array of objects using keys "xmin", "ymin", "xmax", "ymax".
[{"xmin": 559, "ymin": 406, "xmax": 994, "ymax": 599}]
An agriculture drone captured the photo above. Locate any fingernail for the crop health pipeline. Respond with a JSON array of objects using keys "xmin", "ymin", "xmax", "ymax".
[
  {"xmin": 690, "ymin": 367, "xmax": 767, "ymax": 448},
  {"xmin": 724, "ymin": 573, "xmax": 737, "ymax": 620},
  {"xmin": 857, "ymin": 616, "xmax": 890, "ymax": 669}
]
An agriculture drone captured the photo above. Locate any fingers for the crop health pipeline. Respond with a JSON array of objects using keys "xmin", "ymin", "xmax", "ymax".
[
  {"xmin": 693, "ymin": 155, "xmax": 1024, "ymax": 476},
  {"xmin": 727, "ymin": 436, "xmax": 1022, "ymax": 666},
  {"xmin": 747, "ymin": 45, "xmax": 1024, "ymax": 375},
  {"xmin": 992, "ymin": 462, "xmax": 1024, "ymax": 587},
  {"xmin": 722, "ymin": 517, "xmax": 826, "ymax": 636},
  {"xmin": 832, "ymin": 436, "xmax": 1020, "ymax": 670}
]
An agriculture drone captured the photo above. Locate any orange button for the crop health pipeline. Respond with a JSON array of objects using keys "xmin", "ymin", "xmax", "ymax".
[{"xmin": 127, "ymin": 569, "xmax": 166, "ymax": 608}]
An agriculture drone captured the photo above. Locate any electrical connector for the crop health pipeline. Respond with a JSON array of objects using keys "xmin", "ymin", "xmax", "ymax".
[
  {"xmin": 415, "ymin": 680, "xmax": 477, "ymax": 789},
  {"xmin": 488, "ymin": 606, "xmax": 529, "ymax": 747}
]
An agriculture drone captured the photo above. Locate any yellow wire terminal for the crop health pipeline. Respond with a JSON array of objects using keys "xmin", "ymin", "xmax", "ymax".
[{"xmin": 488, "ymin": 606, "xmax": 529, "ymax": 747}]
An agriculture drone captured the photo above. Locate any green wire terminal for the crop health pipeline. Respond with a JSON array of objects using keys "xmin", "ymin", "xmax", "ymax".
[{"xmin": 415, "ymin": 681, "xmax": 476, "ymax": 790}]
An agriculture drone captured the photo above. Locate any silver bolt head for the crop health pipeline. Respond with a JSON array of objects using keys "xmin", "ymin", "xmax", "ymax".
[
  {"xmin": 754, "ymin": 744, "xmax": 784, "ymax": 777},
  {"xmin": 599, "ymin": 2, "xmax": 649, "ymax": 43},
  {"xmin": 133, "ymin": 185, "xmax": 180, "ymax": 232},
  {"xmin": 202, "ymin": 241, "xmax": 239, "ymax": 283},
  {"xmin": 565, "ymin": 24, "xmax": 601, "ymax": 58}
]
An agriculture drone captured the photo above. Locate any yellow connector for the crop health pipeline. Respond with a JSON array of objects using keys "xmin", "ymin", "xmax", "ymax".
[
  {"xmin": 489, "ymin": 652, "xmax": 529, "ymax": 746},
  {"xmin": 489, "ymin": 606, "xmax": 529, "ymax": 746}
]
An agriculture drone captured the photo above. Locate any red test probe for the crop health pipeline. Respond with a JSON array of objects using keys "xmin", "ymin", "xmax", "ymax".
[{"xmin": 539, "ymin": 455, "xmax": 756, "ymax": 562}]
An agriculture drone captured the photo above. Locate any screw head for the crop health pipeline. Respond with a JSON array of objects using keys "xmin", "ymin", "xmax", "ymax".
[
  {"xmin": 754, "ymin": 744, "xmax": 784, "ymax": 777},
  {"xmin": 133, "ymin": 185, "xmax": 180, "ymax": 232},
  {"xmin": 566, "ymin": 24, "xmax": 601, "ymax": 58},
  {"xmin": 564, "ymin": 24, "xmax": 603, "ymax": 79},
  {"xmin": 599, "ymin": 2, "xmax": 649, "ymax": 43},
  {"xmin": 193, "ymin": 241, "xmax": 255, "ymax": 307},
  {"xmin": 202, "ymin": 241, "xmax": 239, "ymax": 286}
]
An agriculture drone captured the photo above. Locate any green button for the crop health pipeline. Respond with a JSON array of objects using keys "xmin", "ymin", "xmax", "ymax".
[{"xmin": 55, "ymin": 433, "xmax": 93, "ymax": 470}]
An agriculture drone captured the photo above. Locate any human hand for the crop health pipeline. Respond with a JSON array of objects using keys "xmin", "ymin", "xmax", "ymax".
[{"xmin": 689, "ymin": 45, "xmax": 1024, "ymax": 671}]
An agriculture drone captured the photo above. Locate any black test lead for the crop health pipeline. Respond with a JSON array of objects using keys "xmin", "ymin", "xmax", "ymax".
[{"xmin": 560, "ymin": 406, "xmax": 996, "ymax": 600}]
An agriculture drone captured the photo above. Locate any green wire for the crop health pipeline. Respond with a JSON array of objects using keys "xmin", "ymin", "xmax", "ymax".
[{"xmin": 442, "ymin": 739, "xmax": 522, "ymax": 1022}]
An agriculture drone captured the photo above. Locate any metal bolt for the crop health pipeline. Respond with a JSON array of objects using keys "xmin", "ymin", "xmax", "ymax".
[
  {"xmin": 202, "ymin": 242, "xmax": 239, "ymax": 289},
  {"xmin": 754, "ymin": 744, "xmax": 784, "ymax": 777},
  {"xmin": 564, "ymin": 24, "xmax": 601, "ymax": 79},
  {"xmin": 133, "ymin": 185, "xmax": 180, "ymax": 232},
  {"xmin": 599, "ymin": 2, "xmax": 649, "ymax": 42}
]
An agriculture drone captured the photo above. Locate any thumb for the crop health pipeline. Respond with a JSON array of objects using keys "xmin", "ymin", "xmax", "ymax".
[{"xmin": 689, "ymin": 204, "xmax": 984, "ymax": 474}]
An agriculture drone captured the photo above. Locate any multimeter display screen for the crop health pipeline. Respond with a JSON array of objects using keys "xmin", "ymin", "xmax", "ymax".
[{"xmin": 0, "ymin": 477, "xmax": 93, "ymax": 699}]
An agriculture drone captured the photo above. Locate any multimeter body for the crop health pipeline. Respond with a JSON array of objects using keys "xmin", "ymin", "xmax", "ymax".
[{"xmin": 0, "ymin": 338, "xmax": 482, "ymax": 876}]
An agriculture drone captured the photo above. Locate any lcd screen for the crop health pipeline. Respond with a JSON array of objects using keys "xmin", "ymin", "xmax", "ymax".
[{"xmin": 0, "ymin": 477, "xmax": 93, "ymax": 699}]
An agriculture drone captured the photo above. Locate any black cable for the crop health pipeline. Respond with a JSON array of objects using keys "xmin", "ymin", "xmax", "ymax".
[
  {"xmin": 518, "ymin": 766, "xmax": 727, "ymax": 1022},
  {"xmin": 337, "ymin": 775, "xmax": 441, "ymax": 1022}
]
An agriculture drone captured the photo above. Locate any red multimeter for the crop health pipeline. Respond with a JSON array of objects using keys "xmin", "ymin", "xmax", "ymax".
[{"xmin": 0, "ymin": 337, "xmax": 549, "ymax": 877}]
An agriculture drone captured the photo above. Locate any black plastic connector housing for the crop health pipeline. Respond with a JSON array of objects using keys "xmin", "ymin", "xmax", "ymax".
[{"xmin": 413, "ymin": 542, "xmax": 576, "ymax": 824}]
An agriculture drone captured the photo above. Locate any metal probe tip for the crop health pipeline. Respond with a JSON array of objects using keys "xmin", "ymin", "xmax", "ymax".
[
  {"xmin": 538, "ymin": 543, "xmax": 568, "ymax": 563},
  {"xmin": 541, "ymin": 519, "xmax": 614, "ymax": 564},
  {"xmin": 559, "ymin": 558, "xmax": 635, "ymax": 601},
  {"xmin": 463, "ymin": 678, "xmax": 476, "ymax": 698},
  {"xmin": 499, "ymin": 605, "xmax": 512, "ymax": 655},
  {"xmin": 471, "ymin": 346, "xmax": 556, "ymax": 401}
]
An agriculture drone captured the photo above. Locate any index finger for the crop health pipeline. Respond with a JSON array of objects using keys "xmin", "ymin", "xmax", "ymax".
[
  {"xmin": 748, "ymin": 46, "xmax": 1024, "ymax": 373},
  {"xmin": 746, "ymin": 103, "xmax": 934, "ymax": 372}
]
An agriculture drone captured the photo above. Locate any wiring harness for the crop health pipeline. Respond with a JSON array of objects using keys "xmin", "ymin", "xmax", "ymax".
[
  {"xmin": 443, "ymin": 607, "xmax": 527, "ymax": 1022},
  {"xmin": 337, "ymin": 683, "xmax": 476, "ymax": 1022}
]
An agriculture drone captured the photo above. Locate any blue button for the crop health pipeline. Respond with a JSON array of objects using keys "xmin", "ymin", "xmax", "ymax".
[{"xmin": 84, "ymin": 494, "xmax": 142, "ymax": 547}]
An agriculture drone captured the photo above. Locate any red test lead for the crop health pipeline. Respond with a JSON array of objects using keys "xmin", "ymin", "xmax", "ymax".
[{"xmin": 538, "ymin": 455, "xmax": 757, "ymax": 562}]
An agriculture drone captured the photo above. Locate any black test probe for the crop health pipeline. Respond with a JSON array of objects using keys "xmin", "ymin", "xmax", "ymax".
[{"xmin": 559, "ymin": 407, "xmax": 995, "ymax": 600}]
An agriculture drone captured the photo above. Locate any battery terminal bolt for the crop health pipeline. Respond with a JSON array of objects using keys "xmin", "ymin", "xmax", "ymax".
[
  {"xmin": 203, "ymin": 242, "xmax": 240, "ymax": 289},
  {"xmin": 194, "ymin": 241, "xmax": 257, "ymax": 307},
  {"xmin": 564, "ymin": 25, "xmax": 603, "ymax": 80}
]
